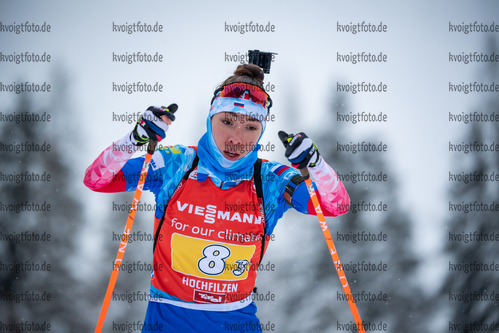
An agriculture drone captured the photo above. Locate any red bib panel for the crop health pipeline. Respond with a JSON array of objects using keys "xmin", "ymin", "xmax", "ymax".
[{"xmin": 151, "ymin": 171, "xmax": 265, "ymax": 304}]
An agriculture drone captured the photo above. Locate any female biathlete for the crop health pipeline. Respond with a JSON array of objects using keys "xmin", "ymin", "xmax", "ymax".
[{"xmin": 84, "ymin": 64, "xmax": 350, "ymax": 332}]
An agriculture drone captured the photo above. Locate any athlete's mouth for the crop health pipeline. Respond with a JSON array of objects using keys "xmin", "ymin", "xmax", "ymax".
[{"xmin": 224, "ymin": 150, "xmax": 241, "ymax": 159}]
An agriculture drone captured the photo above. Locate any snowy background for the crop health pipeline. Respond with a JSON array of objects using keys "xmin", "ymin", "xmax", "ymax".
[{"xmin": 1, "ymin": 1, "xmax": 499, "ymax": 332}]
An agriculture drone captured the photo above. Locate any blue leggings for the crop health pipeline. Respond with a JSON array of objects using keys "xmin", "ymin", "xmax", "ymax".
[{"xmin": 142, "ymin": 301, "xmax": 263, "ymax": 333}]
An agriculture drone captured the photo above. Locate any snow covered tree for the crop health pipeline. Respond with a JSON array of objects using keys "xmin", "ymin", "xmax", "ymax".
[
  {"xmin": 441, "ymin": 35, "xmax": 499, "ymax": 330},
  {"xmin": 0, "ymin": 72, "xmax": 90, "ymax": 331}
]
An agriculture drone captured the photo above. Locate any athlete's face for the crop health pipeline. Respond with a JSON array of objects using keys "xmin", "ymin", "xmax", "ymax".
[{"xmin": 211, "ymin": 112, "xmax": 263, "ymax": 161}]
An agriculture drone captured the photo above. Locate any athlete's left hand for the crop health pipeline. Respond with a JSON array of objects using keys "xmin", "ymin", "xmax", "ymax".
[{"xmin": 278, "ymin": 131, "xmax": 320, "ymax": 169}]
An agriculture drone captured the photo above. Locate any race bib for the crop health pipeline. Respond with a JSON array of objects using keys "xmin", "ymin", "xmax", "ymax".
[{"xmin": 171, "ymin": 233, "xmax": 256, "ymax": 281}]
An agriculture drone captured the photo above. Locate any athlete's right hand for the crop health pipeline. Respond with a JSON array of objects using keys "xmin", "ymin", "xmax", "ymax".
[{"xmin": 130, "ymin": 105, "xmax": 177, "ymax": 146}]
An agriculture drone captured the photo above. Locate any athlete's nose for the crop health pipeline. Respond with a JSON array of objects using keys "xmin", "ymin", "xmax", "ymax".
[{"xmin": 227, "ymin": 124, "xmax": 244, "ymax": 146}]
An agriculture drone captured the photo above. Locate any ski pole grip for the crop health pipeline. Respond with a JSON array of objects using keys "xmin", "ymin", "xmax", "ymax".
[
  {"xmin": 150, "ymin": 103, "xmax": 178, "ymax": 121},
  {"xmin": 277, "ymin": 130, "xmax": 290, "ymax": 147},
  {"xmin": 147, "ymin": 139, "xmax": 158, "ymax": 155},
  {"xmin": 299, "ymin": 167, "xmax": 310, "ymax": 179}
]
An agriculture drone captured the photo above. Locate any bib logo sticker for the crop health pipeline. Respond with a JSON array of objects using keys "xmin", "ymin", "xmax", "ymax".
[
  {"xmin": 232, "ymin": 259, "xmax": 250, "ymax": 277},
  {"xmin": 171, "ymin": 233, "xmax": 256, "ymax": 281},
  {"xmin": 193, "ymin": 290, "xmax": 226, "ymax": 304},
  {"xmin": 188, "ymin": 170, "xmax": 198, "ymax": 180}
]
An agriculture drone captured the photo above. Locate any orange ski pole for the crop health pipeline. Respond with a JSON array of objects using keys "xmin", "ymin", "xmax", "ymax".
[
  {"xmin": 95, "ymin": 139, "xmax": 157, "ymax": 333},
  {"xmin": 94, "ymin": 104, "xmax": 176, "ymax": 332},
  {"xmin": 300, "ymin": 168, "xmax": 365, "ymax": 333},
  {"xmin": 279, "ymin": 131, "xmax": 365, "ymax": 333}
]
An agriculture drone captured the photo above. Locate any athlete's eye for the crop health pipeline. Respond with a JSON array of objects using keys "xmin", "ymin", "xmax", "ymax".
[{"xmin": 222, "ymin": 118, "xmax": 233, "ymax": 126}]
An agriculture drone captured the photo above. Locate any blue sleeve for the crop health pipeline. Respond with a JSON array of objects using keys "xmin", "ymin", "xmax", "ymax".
[
  {"xmin": 120, "ymin": 145, "xmax": 197, "ymax": 218},
  {"xmin": 260, "ymin": 161, "xmax": 300, "ymax": 235},
  {"xmin": 290, "ymin": 181, "xmax": 319, "ymax": 214},
  {"xmin": 260, "ymin": 161, "xmax": 329, "ymax": 235}
]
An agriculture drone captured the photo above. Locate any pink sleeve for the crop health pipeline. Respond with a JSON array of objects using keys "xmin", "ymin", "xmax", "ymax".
[
  {"xmin": 308, "ymin": 156, "xmax": 350, "ymax": 216},
  {"xmin": 83, "ymin": 134, "xmax": 139, "ymax": 191}
]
